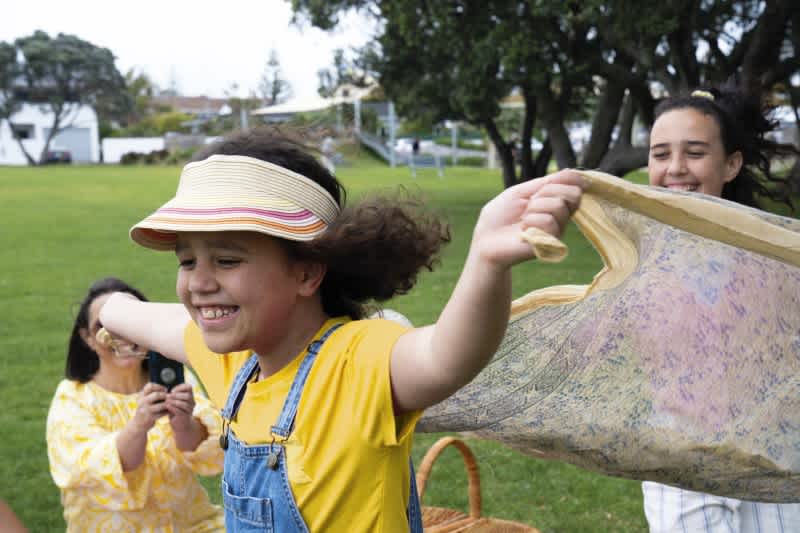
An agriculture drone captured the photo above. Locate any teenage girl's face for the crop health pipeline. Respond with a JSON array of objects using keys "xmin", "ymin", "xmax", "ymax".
[
  {"xmin": 175, "ymin": 231, "xmax": 307, "ymax": 355},
  {"xmin": 648, "ymin": 108, "xmax": 743, "ymax": 198}
]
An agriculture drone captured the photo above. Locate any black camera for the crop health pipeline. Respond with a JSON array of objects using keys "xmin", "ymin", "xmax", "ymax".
[{"xmin": 148, "ymin": 350, "xmax": 185, "ymax": 391}]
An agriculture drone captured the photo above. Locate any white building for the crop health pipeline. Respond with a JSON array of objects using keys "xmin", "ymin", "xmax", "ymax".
[{"xmin": 0, "ymin": 103, "xmax": 100, "ymax": 165}]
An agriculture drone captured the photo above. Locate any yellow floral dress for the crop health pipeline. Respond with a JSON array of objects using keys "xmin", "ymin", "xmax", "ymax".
[{"xmin": 46, "ymin": 379, "xmax": 224, "ymax": 532}]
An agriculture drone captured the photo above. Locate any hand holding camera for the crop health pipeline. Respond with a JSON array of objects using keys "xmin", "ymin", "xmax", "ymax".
[{"xmin": 132, "ymin": 383, "xmax": 169, "ymax": 433}]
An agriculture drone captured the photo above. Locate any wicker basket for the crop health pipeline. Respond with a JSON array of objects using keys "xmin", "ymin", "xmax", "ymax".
[{"xmin": 418, "ymin": 437, "xmax": 541, "ymax": 532}]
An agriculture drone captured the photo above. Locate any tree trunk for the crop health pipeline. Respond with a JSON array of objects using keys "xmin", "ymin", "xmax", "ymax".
[
  {"xmin": 38, "ymin": 102, "xmax": 71, "ymax": 164},
  {"xmin": 6, "ymin": 121, "xmax": 38, "ymax": 165},
  {"xmin": 666, "ymin": 3, "xmax": 701, "ymax": 92},
  {"xmin": 38, "ymin": 118, "xmax": 61, "ymax": 164},
  {"xmin": 532, "ymin": 137, "xmax": 552, "ymax": 179},
  {"xmin": 631, "ymin": 83, "xmax": 656, "ymax": 130},
  {"xmin": 598, "ymin": 145, "xmax": 648, "ymax": 177},
  {"xmin": 740, "ymin": 0, "xmax": 794, "ymax": 92},
  {"xmin": 518, "ymin": 84, "xmax": 537, "ymax": 180},
  {"xmin": 616, "ymin": 93, "xmax": 637, "ymax": 147},
  {"xmin": 538, "ymin": 86, "xmax": 576, "ymax": 169},
  {"xmin": 785, "ymin": 80, "xmax": 800, "ymax": 195},
  {"xmin": 598, "ymin": 92, "xmax": 648, "ymax": 177},
  {"xmin": 581, "ymin": 79, "xmax": 626, "ymax": 169},
  {"xmin": 484, "ymin": 118, "xmax": 517, "ymax": 188}
]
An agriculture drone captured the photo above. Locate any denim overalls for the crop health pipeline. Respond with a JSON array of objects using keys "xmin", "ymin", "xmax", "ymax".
[{"xmin": 219, "ymin": 324, "xmax": 424, "ymax": 532}]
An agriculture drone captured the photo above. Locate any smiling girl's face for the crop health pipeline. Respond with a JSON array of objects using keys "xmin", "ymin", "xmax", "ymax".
[
  {"xmin": 174, "ymin": 231, "xmax": 310, "ymax": 356},
  {"xmin": 648, "ymin": 107, "xmax": 743, "ymax": 198}
]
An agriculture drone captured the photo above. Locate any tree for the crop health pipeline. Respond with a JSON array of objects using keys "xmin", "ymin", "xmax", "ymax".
[
  {"xmin": 293, "ymin": 1, "xmax": 800, "ymax": 186},
  {"xmin": 123, "ymin": 68, "xmax": 157, "ymax": 124},
  {"xmin": 0, "ymin": 41, "xmax": 28, "ymax": 162},
  {"xmin": 258, "ymin": 49, "xmax": 292, "ymax": 106},
  {"xmin": 317, "ymin": 47, "xmax": 373, "ymax": 98},
  {"xmin": 0, "ymin": 30, "xmax": 129, "ymax": 165}
]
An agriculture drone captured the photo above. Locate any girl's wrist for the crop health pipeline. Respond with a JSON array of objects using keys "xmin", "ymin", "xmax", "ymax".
[{"xmin": 128, "ymin": 417, "xmax": 151, "ymax": 436}]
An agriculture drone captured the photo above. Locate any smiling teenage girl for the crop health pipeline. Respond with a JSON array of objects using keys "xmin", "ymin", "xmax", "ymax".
[
  {"xmin": 100, "ymin": 129, "xmax": 585, "ymax": 532},
  {"xmin": 648, "ymin": 85, "xmax": 796, "ymax": 208},
  {"xmin": 643, "ymin": 86, "xmax": 800, "ymax": 533}
]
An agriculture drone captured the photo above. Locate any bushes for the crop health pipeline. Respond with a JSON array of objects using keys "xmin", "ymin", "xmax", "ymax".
[
  {"xmin": 433, "ymin": 136, "xmax": 487, "ymax": 150},
  {"xmin": 112, "ymin": 112, "xmax": 194, "ymax": 137},
  {"xmin": 119, "ymin": 148, "xmax": 195, "ymax": 166},
  {"xmin": 450, "ymin": 156, "xmax": 485, "ymax": 167}
]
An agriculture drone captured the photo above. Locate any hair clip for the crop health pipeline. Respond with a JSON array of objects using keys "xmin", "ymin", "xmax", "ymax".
[{"xmin": 691, "ymin": 90, "xmax": 715, "ymax": 101}]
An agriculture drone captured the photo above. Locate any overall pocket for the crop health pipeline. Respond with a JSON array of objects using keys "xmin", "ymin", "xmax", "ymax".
[{"xmin": 222, "ymin": 479, "xmax": 273, "ymax": 531}]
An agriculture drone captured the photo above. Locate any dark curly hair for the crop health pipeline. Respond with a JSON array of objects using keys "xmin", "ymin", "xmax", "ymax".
[
  {"xmin": 193, "ymin": 127, "xmax": 451, "ymax": 319},
  {"xmin": 66, "ymin": 277, "xmax": 148, "ymax": 383},
  {"xmin": 653, "ymin": 81, "xmax": 798, "ymax": 210}
]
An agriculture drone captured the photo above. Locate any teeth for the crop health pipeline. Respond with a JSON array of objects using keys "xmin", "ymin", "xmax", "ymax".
[
  {"xmin": 669, "ymin": 184, "xmax": 699, "ymax": 192},
  {"xmin": 201, "ymin": 307, "xmax": 234, "ymax": 319}
]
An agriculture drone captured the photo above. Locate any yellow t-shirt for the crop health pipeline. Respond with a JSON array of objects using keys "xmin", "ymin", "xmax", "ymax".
[{"xmin": 185, "ymin": 317, "xmax": 420, "ymax": 533}]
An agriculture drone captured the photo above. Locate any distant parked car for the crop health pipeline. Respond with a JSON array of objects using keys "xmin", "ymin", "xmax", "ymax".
[{"xmin": 43, "ymin": 150, "xmax": 72, "ymax": 164}]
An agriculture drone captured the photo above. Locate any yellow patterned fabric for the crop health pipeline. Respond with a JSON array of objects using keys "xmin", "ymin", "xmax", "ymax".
[{"xmin": 46, "ymin": 379, "xmax": 224, "ymax": 532}]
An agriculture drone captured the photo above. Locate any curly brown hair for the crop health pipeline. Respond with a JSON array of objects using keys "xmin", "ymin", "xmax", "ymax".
[{"xmin": 193, "ymin": 127, "xmax": 451, "ymax": 319}]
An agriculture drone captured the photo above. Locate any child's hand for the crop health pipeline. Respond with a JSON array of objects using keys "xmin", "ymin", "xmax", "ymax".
[{"xmin": 472, "ymin": 169, "xmax": 585, "ymax": 269}]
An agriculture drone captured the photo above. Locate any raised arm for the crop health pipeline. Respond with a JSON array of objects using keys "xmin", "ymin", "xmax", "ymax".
[
  {"xmin": 390, "ymin": 170, "xmax": 585, "ymax": 412},
  {"xmin": 99, "ymin": 293, "xmax": 191, "ymax": 364}
]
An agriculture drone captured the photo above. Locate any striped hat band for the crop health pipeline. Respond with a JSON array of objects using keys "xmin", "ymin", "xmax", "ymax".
[{"xmin": 130, "ymin": 154, "xmax": 341, "ymax": 251}]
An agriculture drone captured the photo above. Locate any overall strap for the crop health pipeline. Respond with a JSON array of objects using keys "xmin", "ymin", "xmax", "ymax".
[
  {"xmin": 220, "ymin": 354, "xmax": 259, "ymax": 421},
  {"xmin": 271, "ymin": 323, "xmax": 342, "ymax": 438},
  {"xmin": 407, "ymin": 458, "xmax": 424, "ymax": 532}
]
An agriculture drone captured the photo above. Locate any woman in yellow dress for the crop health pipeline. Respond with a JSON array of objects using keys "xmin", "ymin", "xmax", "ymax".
[{"xmin": 46, "ymin": 277, "xmax": 224, "ymax": 532}]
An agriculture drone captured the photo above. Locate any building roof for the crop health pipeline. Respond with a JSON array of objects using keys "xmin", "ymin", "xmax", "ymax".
[{"xmin": 252, "ymin": 82, "xmax": 379, "ymax": 116}]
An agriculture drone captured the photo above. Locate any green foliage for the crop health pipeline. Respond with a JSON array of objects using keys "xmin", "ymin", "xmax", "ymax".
[
  {"xmin": 292, "ymin": 0, "xmax": 800, "ymax": 183},
  {"xmin": 118, "ymin": 147, "xmax": 197, "ymax": 166},
  {"xmin": 433, "ymin": 137, "xmax": 487, "ymax": 150},
  {"xmin": 14, "ymin": 31, "xmax": 128, "ymax": 112},
  {"xmin": 111, "ymin": 111, "xmax": 193, "ymax": 137},
  {"xmin": 122, "ymin": 68, "xmax": 157, "ymax": 125},
  {"xmin": 0, "ymin": 30, "xmax": 129, "ymax": 163},
  {"xmin": 360, "ymin": 105, "xmax": 381, "ymax": 134},
  {"xmin": 443, "ymin": 156, "xmax": 486, "ymax": 167},
  {"xmin": 1, "ymin": 158, "xmax": 650, "ymax": 532},
  {"xmin": 259, "ymin": 49, "xmax": 293, "ymax": 105},
  {"xmin": 317, "ymin": 47, "xmax": 374, "ymax": 98},
  {"xmin": 0, "ymin": 41, "xmax": 20, "ymax": 119}
]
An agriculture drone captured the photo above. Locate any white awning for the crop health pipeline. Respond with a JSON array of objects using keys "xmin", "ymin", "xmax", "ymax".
[{"xmin": 252, "ymin": 95, "xmax": 336, "ymax": 116}]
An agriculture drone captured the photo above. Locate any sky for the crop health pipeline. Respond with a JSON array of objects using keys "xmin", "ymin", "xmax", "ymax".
[{"xmin": 0, "ymin": 0, "xmax": 375, "ymax": 101}]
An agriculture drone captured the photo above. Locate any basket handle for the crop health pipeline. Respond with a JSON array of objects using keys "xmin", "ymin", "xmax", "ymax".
[{"xmin": 415, "ymin": 436, "xmax": 481, "ymax": 520}]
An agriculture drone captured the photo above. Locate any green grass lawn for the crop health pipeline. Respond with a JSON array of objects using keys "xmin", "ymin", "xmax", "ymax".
[{"xmin": 0, "ymin": 155, "xmax": 648, "ymax": 532}]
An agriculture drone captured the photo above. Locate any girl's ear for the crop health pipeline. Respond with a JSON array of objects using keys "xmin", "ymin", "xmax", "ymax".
[
  {"xmin": 296, "ymin": 261, "xmax": 327, "ymax": 297},
  {"xmin": 724, "ymin": 150, "xmax": 743, "ymax": 183}
]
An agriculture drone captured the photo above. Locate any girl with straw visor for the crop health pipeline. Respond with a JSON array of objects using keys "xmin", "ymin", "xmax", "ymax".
[{"xmin": 99, "ymin": 129, "xmax": 585, "ymax": 532}]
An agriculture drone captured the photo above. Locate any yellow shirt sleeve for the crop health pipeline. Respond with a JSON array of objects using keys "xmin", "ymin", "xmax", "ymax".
[
  {"xmin": 342, "ymin": 319, "xmax": 421, "ymax": 448},
  {"xmin": 46, "ymin": 380, "xmax": 151, "ymax": 511}
]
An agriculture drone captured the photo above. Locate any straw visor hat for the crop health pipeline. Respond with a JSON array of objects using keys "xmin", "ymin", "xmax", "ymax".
[{"xmin": 131, "ymin": 155, "xmax": 341, "ymax": 251}]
